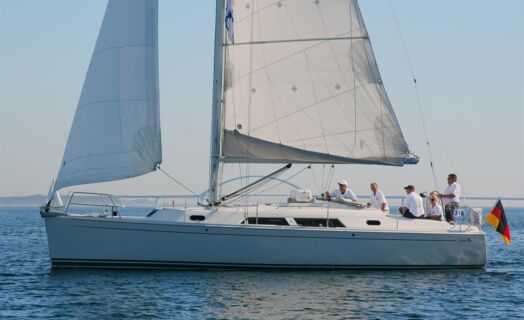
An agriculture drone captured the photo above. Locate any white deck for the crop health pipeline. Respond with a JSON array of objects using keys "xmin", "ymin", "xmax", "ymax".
[{"xmin": 142, "ymin": 203, "xmax": 479, "ymax": 234}]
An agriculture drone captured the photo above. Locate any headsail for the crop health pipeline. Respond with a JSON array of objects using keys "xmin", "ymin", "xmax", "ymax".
[
  {"xmin": 221, "ymin": 0, "xmax": 411, "ymax": 166},
  {"xmin": 53, "ymin": 0, "xmax": 161, "ymax": 192}
]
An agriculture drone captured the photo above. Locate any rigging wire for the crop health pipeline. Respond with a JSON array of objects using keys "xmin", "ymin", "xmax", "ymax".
[
  {"xmin": 320, "ymin": 164, "xmax": 335, "ymax": 193},
  {"xmin": 253, "ymin": 165, "xmax": 311, "ymax": 195},
  {"xmin": 326, "ymin": 164, "xmax": 335, "ymax": 192},
  {"xmin": 310, "ymin": 166, "xmax": 322, "ymax": 194},
  {"xmin": 322, "ymin": 166, "xmax": 326, "ymax": 192},
  {"xmin": 157, "ymin": 166, "xmax": 199, "ymax": 197},
  {"xmin": 222, "ymin": 164, "xmax": 292, "ymax": 204},
  {"xmin": 388, "ymin": 0, "xmax": 439, "ymax": 190},
  {"xmin": 244, "ymin": 0, "xmax": 256, "ymax": 213}
]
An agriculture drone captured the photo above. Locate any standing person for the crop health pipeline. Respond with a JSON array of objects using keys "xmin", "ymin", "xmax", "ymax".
[
  {"xmin": 325, "ymin": 180, "xmax": 358, "ymax": 201},
  {"xmin": 367, "ymin": 182, "xmax": 389, "ymax": 213},
  {"xmin": 438, "ymin": 173, "xmax": 461, "ymax": 223},
  {"xmin": 399, "ymin": 185, "xmax": 425, "ymax": 219},
  {"xmin": 427, "ymin": 195, "xmax": 443, "ymax": 221}
]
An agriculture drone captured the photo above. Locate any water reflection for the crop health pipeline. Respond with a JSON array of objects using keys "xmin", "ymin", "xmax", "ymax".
[{"xmin": 1, "ymin": 207, "xmax": 523, "ymax": 319}]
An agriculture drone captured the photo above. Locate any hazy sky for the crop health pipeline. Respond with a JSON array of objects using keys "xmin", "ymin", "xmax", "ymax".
[{"xmin": 1, "ymin": 0, "xmax": 523, "ymax": 199}]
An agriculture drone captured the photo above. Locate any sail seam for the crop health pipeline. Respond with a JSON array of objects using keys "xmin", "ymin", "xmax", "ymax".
[
  {"xmin": 226, "ymin": 36, "xmax": 369, "ymax": 46},
  {"xmin": 77, "ymin": 98, "xmax": 158, "ymax": 110},
  {"xmin": 279, "ymin": 4, "xmax": 329, "ymax": 155},
  {"xmin": 63, "ymin": 150, "xmax": 142, "ymax": 164},
  {"xmin": 229, "ymin": 31, "xmax": 361, "ymax": 84},
  {"xmin": 281, "ymin": 125, "xmax": 400, "ymax": 145},
  {"xmin": 249, "ymin": 82, "xmax": 371, "ymax": 133},
  {"xmin": 92, "ymin": 44, "xmax": 156, "ymax": 56},
  {"xmin": 315, "ymin": 3, "xmax": 360, "ymax": 156}
]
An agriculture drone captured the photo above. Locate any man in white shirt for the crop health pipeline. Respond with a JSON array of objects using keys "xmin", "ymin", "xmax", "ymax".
[
  {"xmin": 367, "ymin": 182, "xmax": 389, "ymax": 213},
  {"xmin": 399, "ymin": 185, "xmax": 425, "ymax": 219},
  {"xmin": 325, "ymin": 180, "xmax": 358, "ymax": 202},
  {"xmin": 438, "ymin": 173, "xmax": 461, "ymax": 223}
]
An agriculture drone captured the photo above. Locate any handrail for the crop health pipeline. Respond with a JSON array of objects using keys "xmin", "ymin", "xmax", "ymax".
[{"xmin": 63, "ymin": 191, "xmax": 120, "ymax": 217}]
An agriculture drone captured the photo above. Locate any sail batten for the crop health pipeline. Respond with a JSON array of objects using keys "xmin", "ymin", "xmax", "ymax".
[
  {"xmin": 54, "ymin": 0, "xmax": 161, "ymax": 192},
  {"xmin": 221, "ymin": 0, "xmax": 411, "ymax": 165}
]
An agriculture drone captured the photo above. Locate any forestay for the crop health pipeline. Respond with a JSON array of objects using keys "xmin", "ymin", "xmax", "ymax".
[
  {"xmin": 221, "ymin": 0, "xmax": 410, "ymax": 166},
  {"xmin": 54, "ymin": 0, "xmax": 161, "ymax": 192}
]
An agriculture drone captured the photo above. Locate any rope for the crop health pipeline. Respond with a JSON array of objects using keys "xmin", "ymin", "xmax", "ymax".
[
  {"xmin": 326, "ymin": 164, "xmax": 335, "ymax": 192},
  {"xmin": 156, "ymin": 166, "xmax": 199, "ymax": 197},
  {"xmin": 389, "ymin": 1, "xmax": 439, "ymax": 190},
  {"xmin": 310, "ymin": 166, "xmax": 321, "ymax": 194}
]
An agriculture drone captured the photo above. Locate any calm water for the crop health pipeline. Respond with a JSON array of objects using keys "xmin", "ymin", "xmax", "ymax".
[{"xmin": 1, "ymin": 206, "xmax": 523, "ymax": 319}]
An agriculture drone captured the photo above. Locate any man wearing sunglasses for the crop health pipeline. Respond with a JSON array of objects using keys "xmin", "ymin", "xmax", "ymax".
[{"xmin": 427, "ymin": 195, "xmax": 443, "ymax": 221}]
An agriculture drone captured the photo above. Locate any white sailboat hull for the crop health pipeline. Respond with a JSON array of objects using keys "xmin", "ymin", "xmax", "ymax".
[{"xmin": 44, "ymin": 208, "xmax": 487, "ymax": 269}]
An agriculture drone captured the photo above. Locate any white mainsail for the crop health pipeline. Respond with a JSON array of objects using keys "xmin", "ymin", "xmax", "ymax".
[
  {"xmin": 53, "ymin": 0, "xmax": 161, "ymax": 193},
  {"xmin": 221, "ymin": 0, "xmax": 410, "ymax": 166}
]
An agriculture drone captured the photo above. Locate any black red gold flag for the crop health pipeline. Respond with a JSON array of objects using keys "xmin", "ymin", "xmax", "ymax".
[{"xmin": 486, "ymin": 200, "xmax": 511, "ymax": 245}]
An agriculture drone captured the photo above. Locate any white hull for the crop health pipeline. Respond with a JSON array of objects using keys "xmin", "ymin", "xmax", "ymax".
[{"xmin": 43, "ymin": 204, "xmax": 487, "ymax": 269}]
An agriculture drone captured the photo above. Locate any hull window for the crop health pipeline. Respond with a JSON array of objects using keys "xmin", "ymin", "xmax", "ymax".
[
  {"xmin": 294, "ymin": 218, "xmax": 345, "ymax": 228},
  {"xmin": 243, "ymin": 218, "xmax": 290, "ymax": 226},
  {"xmin": 190, "ymin": 215, "xmax": 206, "ymax": 221}
]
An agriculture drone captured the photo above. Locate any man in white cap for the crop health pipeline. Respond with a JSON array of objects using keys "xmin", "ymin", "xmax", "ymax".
[{"xmin": 325, "ymin": 180, "xmax": 358, "ymax": 202}]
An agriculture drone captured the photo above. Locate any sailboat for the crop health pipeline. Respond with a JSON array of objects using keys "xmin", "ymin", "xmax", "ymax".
[{"xmin": 41, "ymin": 0, "xmax": 487, "ymax": 269}]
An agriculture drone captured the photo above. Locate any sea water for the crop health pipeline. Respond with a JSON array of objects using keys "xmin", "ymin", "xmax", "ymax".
[{"xmin": 0, "ymin": 206, "xmax": 523, "ymax": 319}]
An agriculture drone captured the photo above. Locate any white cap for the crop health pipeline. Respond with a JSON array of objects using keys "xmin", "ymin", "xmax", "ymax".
[{"xmin": 338, "ymin": 180, "xmax": 348, "ymax": 186}]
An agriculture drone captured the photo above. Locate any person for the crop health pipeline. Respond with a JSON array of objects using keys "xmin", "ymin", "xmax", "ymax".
[
  {"xmin": 438, "ymin": 173, "xmax": 461, "ymax": 224},
  {"xmin": 325, "ymin": 180, "xmax": 358, "ymax": 202},
  {"xmin": 399, "ymin": 185, "xmax": 425, "ymax": 219},
  {"xmin": 427, "ymin": 195, "xmax": 443, "ymax": 221},
  {"xmin": 367, "ymin": 182, "xmax": 389, "ymax": 213}
]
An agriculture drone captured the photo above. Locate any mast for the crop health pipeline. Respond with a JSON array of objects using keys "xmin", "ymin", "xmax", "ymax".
[{"xmin": 209, "ymin": 0, "xmax": 226, "ymax": 205}]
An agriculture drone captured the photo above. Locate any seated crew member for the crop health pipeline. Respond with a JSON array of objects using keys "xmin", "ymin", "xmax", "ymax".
[
  {"xmin": 325, "ymin": 180, "xmax": 358, "ymax": 202},
  {"xmin": 367, "ymin": 182, "xmax": 389, "ymax": 213},
  {"xmin": 399, "ymin": 185, "xmax": 425, "ymax": 219},
  {"xmin": 427, "ymin": 195, "xmax": 443, "ymax": 221}
]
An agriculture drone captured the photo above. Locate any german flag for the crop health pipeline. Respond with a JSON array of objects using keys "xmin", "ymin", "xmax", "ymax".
[{"xmin": 486, "ymin": 200, "xmax": 511, "ymax": 245}]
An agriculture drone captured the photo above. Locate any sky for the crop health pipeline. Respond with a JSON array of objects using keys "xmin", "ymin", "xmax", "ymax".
[{"xmin": 1, "ymin": 0, "xmax": 523, "ymax": 200}]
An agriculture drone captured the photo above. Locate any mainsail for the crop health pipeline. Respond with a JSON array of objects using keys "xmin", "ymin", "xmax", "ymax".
[
  {"xmin": 221, "ymin": 0, "xmax": 410, "ymax": 166},
  {"xmin": 53, "ymin": 0, "xmax": 161, "ymax": 192}
]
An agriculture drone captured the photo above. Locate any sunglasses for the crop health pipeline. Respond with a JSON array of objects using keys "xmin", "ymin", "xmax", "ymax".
[{"xmin": 430, "ymin": 199, "xmax": 437, "ymax": 202}]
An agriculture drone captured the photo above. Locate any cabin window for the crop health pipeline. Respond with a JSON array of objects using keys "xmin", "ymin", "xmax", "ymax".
[
  {"xmin": 146, "ymin": 209, "xmax": 158, "ymax": 217},
  {"xmin": 294, "ymin": 218, "xmax": 345, "ymax": 228},
  {"xmin": 190, "ymin": 215, "xmax": 206, "ymax": 221},
  {"xmin": 243, "ymin": 217, "xmax": 289, "ymax": 226},
  {"xmin": 366, "ymin": 220, "xmax": 381, "ymax": 226}
]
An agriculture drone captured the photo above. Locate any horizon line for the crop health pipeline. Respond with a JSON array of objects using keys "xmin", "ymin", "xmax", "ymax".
[{"xmin": 1, "ymin": 194, "xmax": 523, "ymax": 201}]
